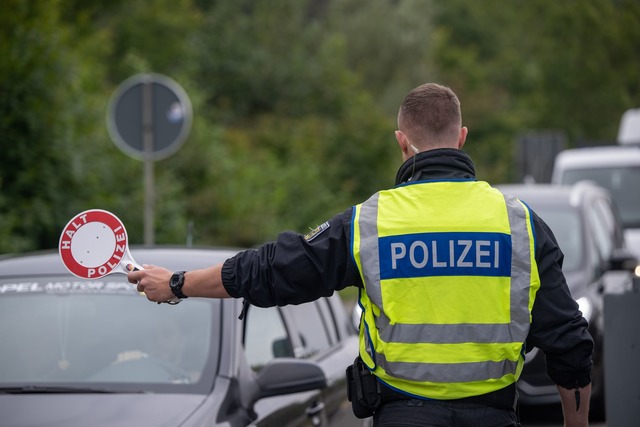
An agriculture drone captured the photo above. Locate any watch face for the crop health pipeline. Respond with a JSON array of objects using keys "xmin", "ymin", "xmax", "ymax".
[
  {"xmin": 170, "ymin": 274, "xmax": 179, "ymax": 287},
  {"xmin": 170, "ymin": 271, "xmax": 187, "ymax": 299}
]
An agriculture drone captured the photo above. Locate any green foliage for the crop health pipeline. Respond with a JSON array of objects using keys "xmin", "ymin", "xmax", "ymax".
[
  {"xmin": 2, "ymin": 0, "xmax": 640, "ymax": 253},
  {"xmin": 430, "ymin": 0, "xmax": 640, "ymax": 181},
  {"xmin": 0, "ymin": 0, "xmax": 110, "ymax": 252},
  {"xmin": 174, "ymin": 0, "xmax": 399, "ymax": 246},
  {"xmin": 325, "ymin": 0, "xmax": 437, "ymax": 116}
]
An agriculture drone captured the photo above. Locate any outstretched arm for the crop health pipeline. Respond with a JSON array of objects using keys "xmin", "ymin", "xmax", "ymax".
[
  {"xmin": 128, "ymin": 263, "xmax": 230, "ymax": 302},
  {"xmin": 128, "ymin": 210, "xmax": 359, "ymax": 305}
]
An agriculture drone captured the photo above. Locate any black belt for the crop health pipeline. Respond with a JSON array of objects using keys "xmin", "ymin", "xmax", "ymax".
[{"xmin": 379, "ymin": 382, "xmax": 517, "ymax": 411}]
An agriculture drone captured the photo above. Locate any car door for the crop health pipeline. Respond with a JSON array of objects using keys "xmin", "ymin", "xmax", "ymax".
[
  {"xmin": 282, "ymin": 297, "xmax": 361, "ymax": 427},
  {"xmin": 243, "ymin": 304, "xmax": 323, "ymax": 427}
]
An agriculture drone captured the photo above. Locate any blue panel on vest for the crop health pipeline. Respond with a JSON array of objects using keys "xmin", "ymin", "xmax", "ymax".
[{"xmin": 379, "ymin": 232, "xmax": 512, "ymax": 279}]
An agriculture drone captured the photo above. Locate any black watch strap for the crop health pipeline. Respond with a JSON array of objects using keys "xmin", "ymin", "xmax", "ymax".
[{"xmin": 170, "ymin": 271, "xmax": 188, "ymax": 299}]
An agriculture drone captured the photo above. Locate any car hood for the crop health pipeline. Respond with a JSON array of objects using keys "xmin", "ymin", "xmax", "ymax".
[
  {"xmin": 624, "ymin": 228, "xmax": 640, "ymax": 260},
  {"xmin": 0, "ymin": 393, "xmax": 208, "ymax": 427}
]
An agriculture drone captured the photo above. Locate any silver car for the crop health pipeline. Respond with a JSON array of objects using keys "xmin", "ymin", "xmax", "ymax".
[{"xmin": 0, "ymin": 247, "xmax": 362, "ymax": 427}]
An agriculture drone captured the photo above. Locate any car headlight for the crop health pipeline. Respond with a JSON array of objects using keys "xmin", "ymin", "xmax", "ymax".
[{"xmin": 576, "ymin": 297, "xmax": 592, "ymax": 322}]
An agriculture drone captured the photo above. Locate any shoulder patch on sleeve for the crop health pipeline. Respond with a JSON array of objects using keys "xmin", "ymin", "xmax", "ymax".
[{"xmin": 304, "ymin": 221, "xmax": 330, "ymax": 242}]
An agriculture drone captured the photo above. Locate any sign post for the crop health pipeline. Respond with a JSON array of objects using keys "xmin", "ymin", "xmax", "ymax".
[{"xmin": 107, "ymin": 74, "xmax": 192, "ymax": 245}]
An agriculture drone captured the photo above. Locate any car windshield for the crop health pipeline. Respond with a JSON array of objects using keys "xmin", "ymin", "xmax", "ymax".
[
  {"xmin": 562, "ymin": 166, "xmax": 640, "ymax": 229},
  {"xmin": 530, "ymin": 205, "xmax": 584, "ymax": 273},
  {"xmin": 0, "ymin": 277, "xmax": 218, "ymax": 393}
]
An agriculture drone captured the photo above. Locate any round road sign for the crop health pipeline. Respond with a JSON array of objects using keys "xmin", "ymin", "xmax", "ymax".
[{"xmin": 107, "ymin": 73, "xmax": 192, "ymax": 161}]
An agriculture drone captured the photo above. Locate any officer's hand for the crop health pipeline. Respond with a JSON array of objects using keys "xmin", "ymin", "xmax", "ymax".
[{"xmin": 128, "ymin": 264, "xmax": 174, "ymax": 303}]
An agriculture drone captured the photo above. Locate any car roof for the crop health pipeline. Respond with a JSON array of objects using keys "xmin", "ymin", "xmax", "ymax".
[
  {"xmin": 496, "ymin": 182, "xmax": 609, "ymax": 209},
  {"xmin": 553, "ymin": 145, "xmax": 640, "ymax": 169},
  {"xmin": 0, "ymin": 246, "xmax": 241, "ymax": 278}
]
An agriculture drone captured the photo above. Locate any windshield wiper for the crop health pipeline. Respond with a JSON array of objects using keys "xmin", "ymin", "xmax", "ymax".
[{"xmin": 0, "ymin": 385, "xmax": 135, "ymax": 394}]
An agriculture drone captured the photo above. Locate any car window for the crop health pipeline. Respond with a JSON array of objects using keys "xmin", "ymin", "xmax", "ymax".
[
  {"xmin": 0, "ymin": 286, "xmax": 215, "ymax": 389},
  {"xmin": 562, "ymin": 166, "xmax": 640, "ymax": 229},
  {"xmin": 316, "ymin": 298, "xmax": 339, "ymax": 343},
  {"xmin": 592, "ymin": 197, "xmax": 616, "ymax": 236},
  {"xmin": 587, "ymin": 199, "xmax": 615, "ymax": 262},
  {"xmin": 287, "ymin": 301, "xmax": 333, "ymax": 359},
  {"xmin": 243, "ymin": 306, "xmax": 293, "ymax": 372},
  {"xmin": 533, "ymin": 206, "xmax": 584, "ymax": 272}
]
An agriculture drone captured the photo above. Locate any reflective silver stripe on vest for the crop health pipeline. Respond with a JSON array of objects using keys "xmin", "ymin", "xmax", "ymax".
[
  {"xmin": 359, "ymin": 193, "xmax": 383, "ymax": 307},
  {"xmin": 503, "ymin": 194, "xmax": 533, "ymax": 341},
  {"xmin": 357, "ymin": 190, "xmax": 532, "ymax": 382},
  {"xmin": 375, "ymin": 352, "xmax": 520, "ymax": 383}
]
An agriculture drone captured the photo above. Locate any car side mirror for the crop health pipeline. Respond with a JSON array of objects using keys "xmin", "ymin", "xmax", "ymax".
[
  {"xmin": 256, "ymin": 358, "xmax": 327, "ymax": 399},
  {"xmin": 607, "ymin": 248, "xmax": 639, "ymax": 272}
]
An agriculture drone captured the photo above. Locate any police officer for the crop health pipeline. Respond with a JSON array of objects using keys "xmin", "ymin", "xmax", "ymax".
[{"xmin": 130, "ymin": 83, "xmax": 593, "ymax": 427}]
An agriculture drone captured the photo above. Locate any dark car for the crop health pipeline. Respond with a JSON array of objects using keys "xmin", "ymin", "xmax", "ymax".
[
  {"xmin": 0, "ymin": 247, "xmax": 362, "ymax": 427},
  {"xmin": 497, "ymin": 182, "xmax": 638, "ymax": 418}
]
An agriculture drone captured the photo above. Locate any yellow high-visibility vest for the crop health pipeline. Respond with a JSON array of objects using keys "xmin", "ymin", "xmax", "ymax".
[{"xmin": 351, "ymin": 179, "xmax": 540, "ymax": 399}]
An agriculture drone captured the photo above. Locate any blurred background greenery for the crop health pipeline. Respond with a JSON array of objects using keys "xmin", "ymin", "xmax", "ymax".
[{"xmin": 1, "ymin": 0, "xmax": 639, "ymax": 254}]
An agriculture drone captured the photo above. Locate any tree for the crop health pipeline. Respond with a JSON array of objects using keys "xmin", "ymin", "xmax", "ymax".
[
  {"xmin": 2, "ymin": 0, "xmax": 640, "ymax": 252},
  {"xmin": 429, "ymin": 0, "xmax": 640, "ymax": 181},
  {"xmin": 178, "ymin": 0, "xmax": 397, "ymax": 246},
  {"xmin": 0, "ymin": 0, "xmax": 111, "ymax": 252}
]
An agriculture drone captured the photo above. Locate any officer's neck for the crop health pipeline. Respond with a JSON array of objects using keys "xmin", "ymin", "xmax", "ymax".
[{"xmin": 394, "ymin": 148, "xmax": 476, "ymax": 185}]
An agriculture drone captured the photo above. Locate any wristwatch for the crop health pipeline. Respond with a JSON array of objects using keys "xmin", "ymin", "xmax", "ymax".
[{"xmin": 169, "ymin": 271, "xmax": 188, "ymax": 300}]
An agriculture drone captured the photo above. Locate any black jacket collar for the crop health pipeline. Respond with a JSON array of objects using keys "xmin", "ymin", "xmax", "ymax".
[{"xmin": 394, "ymin": 148, "xmax": 477, "ymax": 186}]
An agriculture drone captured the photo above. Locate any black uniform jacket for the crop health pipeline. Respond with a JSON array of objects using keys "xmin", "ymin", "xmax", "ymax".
[{"xmin": 221, "ymin": 148, "xmax": 593, "ymax": 390}]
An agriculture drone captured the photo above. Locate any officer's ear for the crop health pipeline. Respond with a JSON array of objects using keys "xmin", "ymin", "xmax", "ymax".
[
  {"xmin": 395, "ymin": 130, "xmax": 413, "ymax": 159},
  {"xmin": 457, "ymin": 127, "xmax": 468, "ymax": 149}
]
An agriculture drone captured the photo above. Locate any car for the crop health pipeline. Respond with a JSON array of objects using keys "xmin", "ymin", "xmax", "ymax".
[
  {"xmin": 496, "ymin": 182, "xmax": 638, "ymax": 419},
  {"xmin": 551, "ymin": 144, "xmax": 640, "ymax": 259},
  {"xmin": 0, "ymin": 247, "xmax": 362, "ymax": 427}
]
